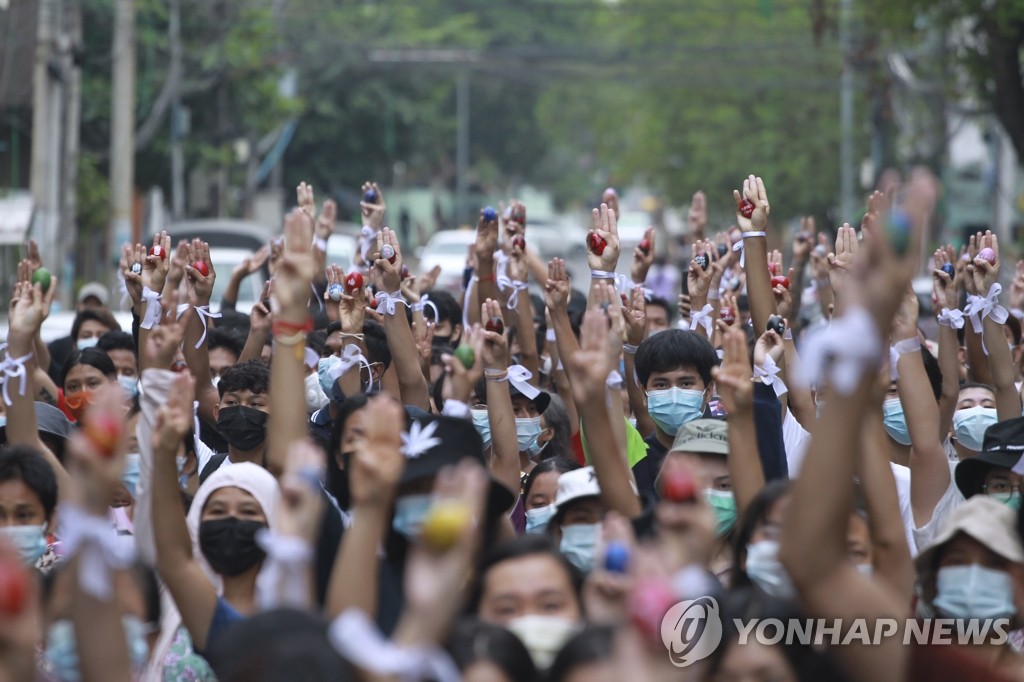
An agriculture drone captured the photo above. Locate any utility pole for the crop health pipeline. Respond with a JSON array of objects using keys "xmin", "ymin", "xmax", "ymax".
[
  {"xmin": 455, "ymin": 71, "xmax": 470, "ymax": 225},
  {"xmin": 109, "ymin": 0, "xmax": 135, "ymax": 284},
  {"xmin": 59, "ymin": 0, "xmax": 81, "ymax": 306},
  {"xmin": 838, "ymin": 0, "xmax": 856, "ymax": 226},
  {"xmin": 168, "ymin": 0, "xmax": 185, "ymax": 220},
  {"xmin": 30, "ymin": 0, "xmax": 60, "ymax": 287}
]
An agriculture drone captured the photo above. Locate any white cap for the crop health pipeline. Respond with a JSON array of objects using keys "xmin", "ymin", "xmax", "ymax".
[{"xmin": 554, "ymin": 466, "xmax": 601, "ymax": 511}]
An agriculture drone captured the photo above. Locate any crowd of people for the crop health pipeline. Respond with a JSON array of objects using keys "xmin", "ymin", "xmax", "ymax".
[{"xmin": 0, "ymin": 171, "xmax": 1023, "ymax": 681}]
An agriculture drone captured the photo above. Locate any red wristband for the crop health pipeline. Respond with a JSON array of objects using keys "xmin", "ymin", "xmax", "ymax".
[
  {"xmin": 476, "ymin": 273, "xmax": 496, "ymax": 283},
  {"xmin": 272, "ymin": 317, "xmax": 313, "ymax": 336}
]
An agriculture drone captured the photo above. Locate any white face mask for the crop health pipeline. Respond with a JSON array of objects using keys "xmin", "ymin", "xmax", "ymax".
[
  {"xmin": 505, "ymin": 615, "xmax": 580, "ymax": 670},
  {"xmin": 304, "ymin": 372, "xmax": 329, "ymax": 413},
  {"xmin": 745, "ymin": 540, "xmax": 795, "ymax": 599}
]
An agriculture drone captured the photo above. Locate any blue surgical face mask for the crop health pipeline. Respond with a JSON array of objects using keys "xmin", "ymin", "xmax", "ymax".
[
  {"xmin": 882, "ymin": 399, "xmax": 911, "ymax": 446},
  {"xmin": 986, "ymin": 490, "xmax": 1022, "ymax": 510},
  {"xmin": 646, "ymin": 387, "xmax": 705, "ymax": 437},
  {"xmin": 559, "ymin": 522, "xmax": 601, "ymax": 573},
  {"xmin": 705, "ymin": 489, "xmax": 737, "ymax": 536},
  {"xmin": 933, "ymin": 564, "xmax": 1016, "ymax": 620},
  {"xmin": 516, "ymin": 417, "xmax": 543, "ymax": 454},
  {"xmin": 0, "ymin": 524, "xmax": 47, "ymax": 566},
  {"xmin": 317, "ymin": 356, "xmax": 341, "ymax": 396},
  {"xmin": 117, "ymin": 375, "xmax": 139, "ymax": 398},
  {"xmin": 525, "ymin": 503, "xmax": 556, "ymax": 535},
  {"xmin": 76, "ymin": 337, "xmax": 99, "ymax": 350},
  {"xmin": 122, "ymin": 453, "xmax": 141, "ymax": 498},
  {"xmin": 45, "ymin": 616, "xmax": 150, "ymax": 681},
  {"xmin": 952, "ymin": 406, "xmax": 998, "ymax": 452},
  {"xmin": 471, "ymin": 409, "xmax": 492, "ymax": 448},
  {"xmin": 745, "ymin": 540, "xmax": 794, "ymax": 599},
  {"xmin": 392, "ymin": 494, "xmax": 433, "ymax": 539}
]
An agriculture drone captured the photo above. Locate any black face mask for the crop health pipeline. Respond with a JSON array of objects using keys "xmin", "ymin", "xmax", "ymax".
[
  {"xmin": 431, "ymin": 334, "xmax": 452, "ymax": 348},
  {"xmin": 216, "ymin": 405, "xmax": 268, "ymax": 452},
  {"xmin": 199, "ymin": 517, "xmax": 266, "ymax": 576}
]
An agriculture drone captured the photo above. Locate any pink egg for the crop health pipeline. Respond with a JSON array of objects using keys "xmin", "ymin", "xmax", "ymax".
[{"xmin": 978, "ymin": 247, "xmax": 996, "ymax": 264}]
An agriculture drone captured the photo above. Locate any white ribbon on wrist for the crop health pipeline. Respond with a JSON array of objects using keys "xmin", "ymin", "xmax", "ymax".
[
  {"xmin": 59, "ymin": 503, "xmax": 137, "ymax": 601},
  {"xmin": 176, "ymin": 303, "xmax": 191, "ymax": 320},
  {"xmin": 193, "ymin": 305, "xmax": 222, "ymax": 348},
  {"xmin": 374, "ymin": 290, "xmax": 407, "ymax": 316},
  {"xmin": 754, "ymin": 355, "xmax": 787, "ymax": 396},
  {"xmin": 255, "ymin": 529, "xmax": 314, "ymax": 609},
  {"xmin": 732, "ymin": 231, "xmax": 766, "ymax": 267},
  {"xmin": 689, "ymin": 304, "xmax": 715, "ymax": 336},
  {"xmin": 937, "ymin": 307, "xmax": 965, "ymax": 329},
  {"xmin": 507, "ymin": 364, "xmax": 540, "ymax": 400},
  {"xmin": 359, "ymin": 225, "xmax": 377, "ymax": 263},
  {"xmin": 496, "ymin": 267, "xmax": 529, "ymax": 309},
  {"xmin": 0, "ymin": 346, "xmax": 32, "ymax": 406},
  {"xmin": 410, "ymin": 294, "xmax": 439, "ymax": 322},
  {"xmin": 964, "ymin": 283, "xmax": 1009, "ymax": 355},
  {"xmin": 140, "ymin": 286, "xmax": 163, "ymax": 330},
  {"xmin": 888, "ymin": 337, "xmax": 921, "ymax": 381},
  {"xmin": 329, "ymin": 609, "xmax": 460, "ymax": 682},
  {"xmin": 607, "ymin": 370, "xmax": 625, "ymax": 390},
  {"xmin": 800, "ymin": 307, "xmax": 882, "ymax": 395},
  {"xmin": 331, "ymin": 344, "xmax": 371, "ymax": 382}
]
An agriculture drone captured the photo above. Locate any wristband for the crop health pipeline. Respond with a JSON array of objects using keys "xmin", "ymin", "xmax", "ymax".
[
  {"xmin": 753, "ymin": 355, "xmax": 787, "ymax": 397},
  {"xmin": 783, "ymin": 328, "xmax": 793, "ymax": 341},
  {"xmin": 800, "ymin": 306, "xmax": 882, "ymax": 395},
  {"xmin": 0, "ymin": 349, "xmax": 33, "ymax": 406},
  {"xmin": 732, "ymin": 231, "xmax": 766, "ymax": 268},
  {"xmin": 193, "ymin": 305, "xmax": 223, "ymax": 348},
  {"xmin": 590, "ymin": 270, "xmax": 616, "ymax": 279},
  {"xmin": 274, "ymin": 331, "xmax": 307, "ymax": 347},
  {"xmin": 623, "ymin": 343, "xmax": 638, "ymax": 354},
  {"xmin": 964, "ymin": 283, "xmax": 1009, "ymax": 355},
  {"xmin": 937, "ymin": 307, "xmax": 965, "ymax": 329},
  {"xmin": 273, "ymin": 317, "xmax": 314, "ymax": 335},
  {"xmin": 313, "ymin": 237, "xmax": 329, "ymax": 252},
  {"xmin": 889, "ymin": 337, "xmax": 921, "ymax": 381},
  {"xmin": 374, "ymin": 290, "xmax": 407, "ymax": 315},
  {"xmin": 139, "ymin": 286, "xmax": 163, "ymax": 330},
  {"xmin": 483, "ymin": 368, "xmax": 508, "ymax": 382},
  {"xmin": 545, "ymin": 328, "xmax": 556, "ymax": 343},
  {"xmin": 339, "ymin": 332, "xmax": 365, "ymax": 341}
]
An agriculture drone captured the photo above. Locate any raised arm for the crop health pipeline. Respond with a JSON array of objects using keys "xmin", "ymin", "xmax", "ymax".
[
  {"xmin": 505, "ymin": 246, "xmax": 539, "ymax": 385},
  {"xmin": 221, "ymin": 246, "xmax": 269, "ymax": 311},
  {"xmin": 734, "ymin": 175, "xmax": 775, "ymax": 334},
  {"xmin": 468, "ymin": 210, "xmax": 500, "ymax": 327},
  {"xmin": 786, "ymin": 216, "xmax": 815, "ymax": 328},
  {"xmin": 544, "ymin": 259, "xmax": 580, "ymax": 436},
  {"xmin": 932, "ymin": 247, "xmax": 962, "ymax": 436},
  {"xmin": 266, "ymin": 210, "xmax": 317, "ymax": 479},
  {"xmin": 180, "ymin": 239, "xmax": 220, "ymax": 428},
  {"xmin": 621, "ymin": 286, "xmax": 655, "ymax": 437},
  {"xmin": 566, "ymin": 298, "xmax": 642, "ymax": 518},
  {"xmin": 480, "ymin": 299, "xmax": 520, "ymax": 496},
  {"xmin": 372, "ymin": 228, "xmax": 430, "ymax": 411},
  {"xmin": 326, "ymin": 396, "xmax": 403, "ymax": 619},
  {"xmin": 715, "ymin": 326, "xmax": 764, "ymax": 515},
  {"xmin": 151, "ymin": 372, "xmax": 220, "ymax": 652}
]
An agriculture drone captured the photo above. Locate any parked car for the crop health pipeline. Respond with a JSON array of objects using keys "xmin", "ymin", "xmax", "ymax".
[
  {"xmin": 416, "ymin": 229, "xmax": 476, "ymax": 292},
  {"xmin": 326, "ymin": 234, "xmax": 357, "ymax": 274},
  {"xmin": 0, "ymin": 309, "xmax": 137, "ymax": 345}
]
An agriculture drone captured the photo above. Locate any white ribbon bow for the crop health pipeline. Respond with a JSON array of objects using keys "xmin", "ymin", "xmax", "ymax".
[
  {"xmin": 800, "ymin": 307, "xmax": 882, "ymax": 395},
  {"xmin": 754, "ymin": 355, "xmax": 787, "ymax": 396},
  {"xmin": 732, "ymin": 238, "xmax": 746, "ymax": 266},
  {"xmin": 689, "ymin": 304, "xmax": 715, "ymax": 336},
  {"xmin": 193, "ymin": 305, "xmax": 223, "ymax": 348},
  {"xmin": 359, "ymin": 225, "xmax": 377, "ymax": 263},
  {"xmin": 411, "ymin": 294, "xmax": 439, "ymax": 322},
  {"xmin": 176, "ymin": 302, "xmax": 191, "ymax": 320},
  {"xmin": 606, "ymin": 370, "xmax": 625, "ymax": 390},
  {"xmin": 329, "ymin": 609, "xmax": 461, "ymax": 682},
  {"xmin": 331, "ymin": 344, "xmax": 371, "ymax": 381},
  {"xmin": 937, "ymin": 307, "xmax": 965, "ymax": 329},
  {"xmin": 374, "ymin": 290, "xmax": 407, "ymax": 316},
  {"xmin": 140, "ymin": 286, "xmax": 163, "ymax": 330},
  {"xmin": 964, "ymin": 283, "xmax": 1009, "ymax": 355},
  {"xmin": 59, "ymin": 504, "xmax": 137, "ymax": 601},
  {"xmin": 0, "ymin": 345, "xmax": 32, "ymax": 407},
  {"xmin": 497, "ymin": 273, "xmax": 529, "ymax": 310},
  {"xmin": 255, "ymin": 529, "xmax": 314, "ymax": 610},
  {"xmin": 507, "ymin": 364, "xmax": 540, "ymax": 400}
]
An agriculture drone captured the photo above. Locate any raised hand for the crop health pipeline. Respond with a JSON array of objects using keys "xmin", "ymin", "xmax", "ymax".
[
  {"xmin": 966, "ymin": 230, "xmax": 1000, "ymax": 294},
  {"xmin": 474, "ymin": 208, "xmax": 499, "ymax": 263},
  {"xmin": 315, "ymin": 199, "xmax": 337, "ymax": 245},
  {"xmin": 153, "ymin": 372, "xmax": 194, "ymax": 460},
  {"xmin": 359, "ymin": 182, "xmax": 386, "ymax": 231},
  {"xmin": 442, "ymin": 326, "xmax": 484, "ymax": 404},
  {"xmin": 272, "ymin": 209, "xmax": 316, "ymax": 320},
  {"xmin": 371, "ymin": 227, "xmax": 403, "ymax": 293},
  {"xmin": 233, "ymin": 244, "xmax": 270, "ymax": 279},
  {"xmin": 566, "ymin": 305, "xmax": 614, "ymax": 405},
  {"xmin": 713, "ymin": 325, "xmax": 754, "ymax": 416},
  {"xmin": 145, "ymin": 231, "xmax": 173, "ymax": 295},
  {"xmin": 121, "ymin": 243, "xmax": 145, "ymax": 309},
  {"xmin": 602, "ymin": 188, "xmax": 620, "ymax": 220},
  {"xmin": 687, "ymin": 190, "xmax": 707, "ymax": 237},
  {"xmin": 621, "ymin": 285, "xmax": 647, "ymax": 347},
  {"xmin": 792, "ymin": 216, "xmax": 816, "ymax": 265},
  {"xmin": 8, "ymin": 278, "xmax": 57, "ymax": 340},
  {"xmin": 630, "ymin": 227, "xmax": 655, "ymax": 285},
  {"xmin": 250, "ymin": 281, "xmax": 272, "ymax": 336},
  {"xmin": 24, "ymin": 239, "xmax": 42, "ymax": 274},
  {"xmin": 827, "ymin": 223, "xmax": 859, "ymax": 296},
  {"xmin": 686, "ymin": 240, "xmax": 716, "ymax": 299},
  {"xmin": 891, "ymin": 287, "xmax": 920, "ymax": 340},
  {"xmin": 479, "ymin": 299, "xmax": 509, "ymax": 370},
  {"xmin": 586, "ymin": 203, "xmax": 621, "ymax": 272},
  {"xmin": 773, "ymin": 271, "xmax": 794, "ymax": 321},
  {"xmin": 183, "ymin": 239, "xmax": 216, "ymax": 306},
  {"xmin": 932, "ymin": 246, "xmax": 960, "ymax": 311},
  {"xmin": 349, "ymin": 396, "xmax": 405, "ymax": 509},
  {"xmin": 733, "ymin": 174, "xmax": 770, "ymax": 232},
  {"xmin": 418, "ymin": 264, "xmax": 442, "ymax": 294},
  {"xmin": 544, "ymin": 258, "xmax": 571, "ymax": 315},
  {"xmin": 164, "ymin": 239, "xmax": 189, "ymax": 296},
  {"xmin": 296, "ymin": 181, "xmax": 317, "ymax": 222}
]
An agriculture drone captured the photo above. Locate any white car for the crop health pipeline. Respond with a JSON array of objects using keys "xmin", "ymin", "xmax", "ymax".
[
  {"xmin": 326, "ymin": 234, "xmax": 357, "ymax": 273},
  {"xmin": 417, "ymin": 230, "xmax": 476, "ymax": 292},
  {"xmin": 207, "ymin": 247, "xmax": 266, "ymax": 316}
]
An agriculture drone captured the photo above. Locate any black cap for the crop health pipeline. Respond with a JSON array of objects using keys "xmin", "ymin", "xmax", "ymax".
[
  {"xmin": 398, "ymin": 414, "xmax": 515, "ymax": 518},
  {"xmin": 956, "ymin": 417, "xmax": 1024, "ymax": 498}
]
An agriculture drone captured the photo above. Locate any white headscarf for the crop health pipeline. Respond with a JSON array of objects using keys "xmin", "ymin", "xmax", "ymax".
[{"xmin": 144, "ymin": 462, "xmax": 281, "ymax": 680}]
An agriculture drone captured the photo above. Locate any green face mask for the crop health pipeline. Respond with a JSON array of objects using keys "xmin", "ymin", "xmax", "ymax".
[
  {"xmin": 987, "ymin": 491, "xmax": 1022, "ymax": 511},
  {"xmin": 705, "ymin": 489, "xmax": 737, "ymax": 536}
]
